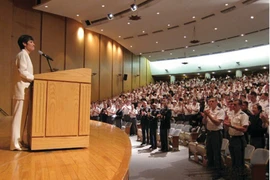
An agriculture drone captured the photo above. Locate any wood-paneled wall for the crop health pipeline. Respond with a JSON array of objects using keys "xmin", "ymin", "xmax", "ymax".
[{"xmin": 0, "ymin": 0, "xmax": 153, "ymax": 115}]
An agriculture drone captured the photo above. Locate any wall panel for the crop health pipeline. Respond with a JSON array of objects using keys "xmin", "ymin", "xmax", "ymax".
[
  {"xmin": 85, "ymin": 30, "xmax": 100, "ymax": 102},
  {"xmin": 146, "ymin": 60, "xmax": 154, "ymax": 84},
  {"xmin": 123, "ymin": 49, "xmax": 132, "ymax": 93},
  {"xmin": 41, "ymin": 13, "xmax": 65, "ymax": 73},
  {"xmin": 0, "ymin": 0, "xmax": 13, "ymax": 115},
  {"xmin": 99, "ymin": 35, "xmax": 113, "ymax": 100},
  {"xmin": 65, "ymin": 19, "xmax": 84, "ymax": 70},
  {"xmin": 112, "ymin": 42, "xmax": 123, "ymax": 97},
  {"xmin": 140, "ymin": 56, "xmax": 147, "ymax": 87},
  {"xmin": 132, "ymin": 55, "xmax": 140, "ymax": 90},
  {"xmin": 12, "ymin": 6, "xmax": 41, "ymax": 75}
]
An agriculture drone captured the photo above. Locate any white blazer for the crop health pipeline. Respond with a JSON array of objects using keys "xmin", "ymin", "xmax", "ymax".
[{"xmin": 13, "ymin": 49, "xmax": 34, "ymax": 100}]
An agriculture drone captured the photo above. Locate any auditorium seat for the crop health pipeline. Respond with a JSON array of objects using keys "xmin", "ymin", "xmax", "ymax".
[{"xmin": 248, "ymin": 148, "xmax": 269, "ymax": 180}]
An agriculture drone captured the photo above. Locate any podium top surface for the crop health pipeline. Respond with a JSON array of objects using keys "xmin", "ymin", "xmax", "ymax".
[{"xmin": 34, "ymin": 68, "xmax": 92, "ymax": 83}]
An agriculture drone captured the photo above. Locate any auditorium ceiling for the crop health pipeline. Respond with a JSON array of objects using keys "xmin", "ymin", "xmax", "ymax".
[{"xmin": 34, "ymin": 0, "xmax": 269, "ymax": 62}]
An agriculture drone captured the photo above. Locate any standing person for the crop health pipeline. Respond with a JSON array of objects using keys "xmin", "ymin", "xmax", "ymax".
[
  {"xmin": 201, "ymin": 97, "xmax": 225, "ymax": 179},
  {"xmin": 129, "ymin": 104, "xmax": 138, "ymax": 135},
  {"xmin": 247, "ymin": 104, "xmax": 267, "ymax": 149},
  {"xmin": 114, "ymin": 103, "xmax": 123, "ymax": 128},
  {"xmin": 149, "ymin": 104, "xmax": 158, "ymax": 150},
  {"xmin": 10, "ymin": 35, "xmax": 35, "ymax": 151},
  {"xmin": 224, "ymin": 99, "xmax": 249, "ymax": 179},
  {"xmin": 140, "ymin": 101, "xmax": 150, "ymax": 145},
  {"xmin": 159, "ymin": 102, "xmax": 171, "ymax": 152}
]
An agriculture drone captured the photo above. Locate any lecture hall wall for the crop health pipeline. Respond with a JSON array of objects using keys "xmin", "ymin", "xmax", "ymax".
[{"xmin": 0, "ymin": 0, "xmax": 154, "ymax": 115}]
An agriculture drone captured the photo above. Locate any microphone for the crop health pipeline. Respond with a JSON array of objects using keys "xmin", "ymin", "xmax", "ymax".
[{"xmin": 38, "ymin": 50, "xmax": 53, "ymax": 61}]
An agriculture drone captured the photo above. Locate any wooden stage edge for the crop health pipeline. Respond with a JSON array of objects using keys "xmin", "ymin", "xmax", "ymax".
[{"xmin": 0, "ymin": 120, "xmax": 131, "ymax": 180}]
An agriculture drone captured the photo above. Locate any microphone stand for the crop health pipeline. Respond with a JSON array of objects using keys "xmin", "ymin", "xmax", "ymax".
[{"xmin": 46, "ymin": 57, "xmax": 54, "ymax": 72}]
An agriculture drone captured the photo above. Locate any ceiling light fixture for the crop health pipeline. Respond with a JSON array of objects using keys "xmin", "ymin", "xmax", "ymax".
[
  {"xmin": 102, "ymin": 5, "xmax": 105, "ymax": 8},
  {"xmin": 250, "ymin": 16, "xmax": 254, "ymax": 19},
  {"xmin": 241, "ymin": 34, "xmax": 244, "ymax": 36},
  {"xmin": 107, "ymin": 13, "xmax": 114, "ymax": 20},
  {"xmin": 76, "ymin": 14, "xmax": 79, "ymax": 17},
  {"xmin": 157, "ymin": 12, "xmax": 160, "ymax": 15},
  {"xmin": 127, "ymin": 22, "xmax": 131, "ymax": 25},
  {"xmin": 214, "ymin": 27, "xmax": 218, "ymax": 30},
  {"xmin": 130, "ymin": 4, "xmax": 137, "ymax": 11},
  {"xmin": 190, "ymin": 26, "xmax": 200, "ymax": 44},
  {"xmin": 45, "ymin": 5, "xmax": 48, "ymax": 8}
]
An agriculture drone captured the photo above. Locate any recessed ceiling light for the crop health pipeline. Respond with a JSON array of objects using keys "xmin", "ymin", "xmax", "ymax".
[
  {"xmin": 170, "ymin": 53, "xmax": 172, "ymax": 55},
  {"xmin": 139, "ymin": 53, "xmax": 142, "ymax": 55},
  {"xmin": 101, "ymin": 29, "xmax": 103, "ymax": 31},
  {"xmin": 225, "ymin": 3, "xmax": 228, "ymax": 6},
  {"xmin": 127, "ymin": 22, "xmax": 131, "ymax": 25},
  {"xmin": 45, "ymin": 5, "xmax": 48, "ymax": 8},
  {"xmin": 118, "ymin": 36, "xmax": 121, "ymax": 38},
  {"xmin": 157, "ymin": 12, "xmax": 160, "ymax": 15},
  {"xmin": 185, "ymin": 46, "xmax": 188, "ymax": 48},
  {"xmin": 245, "ymin": 40, "xmax": 248, "ymax": 42},
  {"xmin": 228, "ymin": 70, "xmax": 231, "ymax": 72},
  {"xmin": 184, "ymin": 36, "xmax": 187, "ymax": 38},
  {"xmin": 76, "ymin": 14, "xmax": 79, "ymax": 17},
  {"xmin": 193, "ymin": 49, "xmax": 195, "ymax": 52},
  {"xmin": 149, "ymin": 55, "xmax": 151, "ymax": 57},
  {"xmin": 241, "ymin": 34, "xmax": 244, "ymax": 36},
  {"xmin": 156, "ymin": 41, "xmax": 158, "ymax": 44},
  {"xmin": 130, "ymin": 45, "xmax": 133, "ymax": 48},
  {"xmin": 245, "ymin": 69, "xmax": 248, "ymax": 71},
  {"xmin": 250, "ymin": 16, "xmax": 254, "ymax": 19},
  {"xmin": 161, "ymin": 50, "xmax": 164, "ymax": 52},
  {"xmin": 192, "ymin": 16, "xmax": 195, "ymax": 19},
  {"xmin": 142, "ymin": 30, "xmax": 145, "ymax": 33},
  {"xmin": 168, "ymin": 24, "xmax": 170, "ymax": 27},
  {"xmin": 211, "ymin": 41, "xmax": 215, "ymax": 43},
  {"xmin": 214, "ymin": 28, "xmax": 218, "ymax": 30},
  {"xmin": 102, "ymin": 5, "xmax": 105, "ymax": 8}
]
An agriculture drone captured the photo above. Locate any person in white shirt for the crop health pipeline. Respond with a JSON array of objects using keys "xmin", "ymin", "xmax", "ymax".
[
  {"xmin": 224, "ymin": 99, "xmax": 249, "ymax": 179},
  {"xmin": 10, "ymin": 35, "xmax": 35, "ymax": 151}
]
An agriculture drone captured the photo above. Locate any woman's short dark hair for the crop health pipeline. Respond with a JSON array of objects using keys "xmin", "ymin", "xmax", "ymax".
[{"xmin": 17, "ymin": 35, "xmax": 34, "ymax": 50}]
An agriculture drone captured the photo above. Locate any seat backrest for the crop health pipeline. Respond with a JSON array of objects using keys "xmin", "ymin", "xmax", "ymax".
[
  {"xmin": 221, "ymin": 138, "xmax": 229, "ymax": 151},
  {"xmin": 171, "ymin": 123, "xmax": 176, "ymax": 128},
  {"xmin": 175, "ymin": 124, "xmax": 184, "ymax": 129},
  {"xmin": 173, "ymin": 129, "xmax": 181, "ymax": 136},
  {"xmin": 184, "ymin": 125, "xmax": 192, "ymax": 132},
  {"xmin": 245, "ymin": 144, "xmax": 255, "ymax": 161},
  {"xmin": 250, "ymin": 148, "xmax": 269, "ymax": 165},
  {"xmin": 169, "ymin": 128, "xmax": 175, "ymax": 136}
]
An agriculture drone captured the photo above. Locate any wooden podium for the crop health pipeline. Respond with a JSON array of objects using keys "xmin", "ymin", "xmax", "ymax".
[{"xmin": 29, "ymin": 68, "xmax": 91, "ymax": 150}]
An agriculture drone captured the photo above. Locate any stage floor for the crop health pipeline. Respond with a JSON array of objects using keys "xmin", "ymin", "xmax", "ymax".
[{"xmin": 0, "ymin": 118, "xmax": 131, "ymax": 180}]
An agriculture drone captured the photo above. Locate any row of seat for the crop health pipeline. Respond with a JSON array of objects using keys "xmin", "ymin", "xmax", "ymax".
[{"xmin": 188, "ymin": 139, "xmax": 269, "ymax": 179}]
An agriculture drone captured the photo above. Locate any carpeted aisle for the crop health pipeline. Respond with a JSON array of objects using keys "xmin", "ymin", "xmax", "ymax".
[{"xmin": 129, "ymin": 136, "xmax": 219, "ymax": 180}]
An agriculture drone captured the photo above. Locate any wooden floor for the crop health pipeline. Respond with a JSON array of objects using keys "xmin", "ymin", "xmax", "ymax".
[{"xmin": 0, "ymin": 117, "xmax": 131, "ymax": 180}]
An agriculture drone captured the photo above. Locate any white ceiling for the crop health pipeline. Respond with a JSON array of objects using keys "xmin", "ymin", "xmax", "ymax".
[{"xmin": 34, "ymin": 0, "xmax": 269, "ymax": 62}]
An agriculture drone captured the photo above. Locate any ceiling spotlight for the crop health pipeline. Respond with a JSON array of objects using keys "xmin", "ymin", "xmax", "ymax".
[
  {"xmin": 241, "ymin": 34, "xmax": 244, "ymax": 36},
  {"xmin": 130, "ymin": 4, "xmax": 137, "ymax": 11},
  {"xmin": 250, "ymin": 16, "xmax": 254, "ymax": 19},
  {"xmin": 107, "ymin": 13, "xmax": 114, "ymax": 20}
]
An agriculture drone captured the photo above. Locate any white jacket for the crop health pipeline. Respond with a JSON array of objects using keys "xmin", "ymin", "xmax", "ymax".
[{"xmin": 13, "ymin": 49, "xmax": 34, "ymax": 100}]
